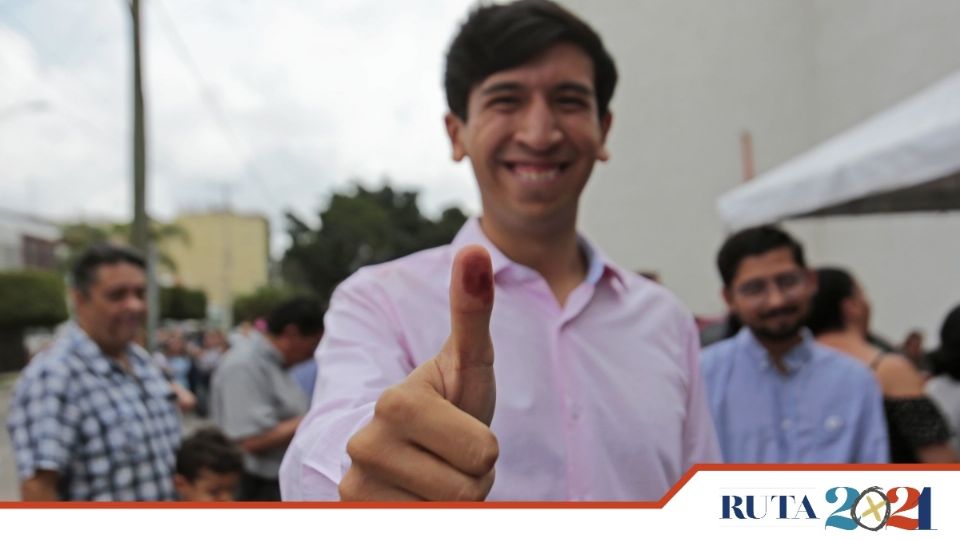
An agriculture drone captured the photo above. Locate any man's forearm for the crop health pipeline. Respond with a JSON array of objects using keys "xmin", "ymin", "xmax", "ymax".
[
  {"xmin": 240, "ymin": 416, "xmax": 304, "ymax": 455},
  {"xmin": 21, "ymin": 471, "xmax": 61, "ymax": 501}
]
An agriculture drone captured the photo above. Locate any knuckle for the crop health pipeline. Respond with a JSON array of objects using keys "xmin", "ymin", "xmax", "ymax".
[
  {"xmin": 453, "ymin": 480, "xmax": 486, "ymax": 501},
  {"xmin": 338, "ymin": 469, "xmax": 362, "ymax": 501},
  {"xmin": 467, "ymin": 430, "xmax": 499, "ymax": 474},
  {"xmin": 374, "ymin": 385, "xmax": 417, "ymax": 424},
  {"xmin": 345, "ymin": 426, "xmax": 376, "ymax": 465}
]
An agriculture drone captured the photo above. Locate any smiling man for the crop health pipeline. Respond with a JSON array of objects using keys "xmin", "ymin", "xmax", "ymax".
[
  {"xmin": 280, "ymin": 0, "xmax": 720, "ymax": 501},
  {"xmin": 6, "ymin": 244, "xmax": 181, "ymax": 500},
  {"xmin": 701, "ymin": 226, "xmax": 888, "ymax": 463}
]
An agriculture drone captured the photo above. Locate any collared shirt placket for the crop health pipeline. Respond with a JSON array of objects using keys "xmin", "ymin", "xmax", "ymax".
[{"xmin": 556, "ymin": 280, "xmax": 597, "ymax": 502}]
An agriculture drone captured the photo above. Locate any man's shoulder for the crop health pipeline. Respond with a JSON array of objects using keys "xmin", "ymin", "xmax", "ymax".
[
  {"xmin": 18, "ymin": 334, "xmax": 86, "ymax": 382},
  {"xmin": 700, "ymin": 334, "xmax": 740, "ymax": 366},
  {"xmin": 333, "ymin": 244, "xmax": 453, "ymax": 305},
  {"xmin": 809, "ymin": 342, "xmax": 874, "ymax": 379},
  {"xmin": 218, "ymin": 342, "xmax": 263, "ymax": 374},
  {"xmin": 604, "ymin": 262, "xmax": 695, "ymax": 327}
]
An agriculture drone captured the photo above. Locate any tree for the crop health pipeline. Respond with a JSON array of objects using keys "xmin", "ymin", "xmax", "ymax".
[
  {"xmin": 232, "ymin": 285, "xmax": 302, "ymax": 324},
  {"xmin": 159, "ymin": 286, "xmax": 207, "ymax": 321},
  {"xmin": 281, "ymin": 183, "xmax": 468, "ymax": 304},
  {"xmin": 59, "ymin": 220, "xmax": 189, "ymax": 273}
]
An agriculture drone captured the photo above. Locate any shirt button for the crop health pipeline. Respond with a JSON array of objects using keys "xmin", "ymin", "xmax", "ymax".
[
  {"xmin": 781, "ymin": 419, "xmax": 792, "ymax": 430},
  {"xmin": 825, "ymin": 415, "xmax": 844, "ymax": 431}
]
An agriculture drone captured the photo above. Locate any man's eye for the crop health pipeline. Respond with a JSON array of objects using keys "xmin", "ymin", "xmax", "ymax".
[
  {"xmin": 557, "ymin": 97, "xmax": 588, "ymax": 108},
  {"xmin": 739, "ymin": 281, "xmax": 766, "ymax": 296},
  {"xmin": 488, "ymin": 96, "xmax": 519, "ymax": 107}
]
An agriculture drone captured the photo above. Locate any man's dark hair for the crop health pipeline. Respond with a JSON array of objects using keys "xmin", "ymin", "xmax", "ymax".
[
  {"xmin": 175, "ymin": 427, "xmax": 243, "ymax": 481},
  {"xmin": 444, "ymin": 0, "xmax": 618, "ymax": 121},
  {"xmin": 265, "ymin": 296, "xmax": 324, "ymax": 336},
  {"xmin": 71, "ymin": 243, "xmax": 146, "ymax": 295},
  {"xmin": 807, "ymin": 267, "xmax": 856, "ymax": 335},
  {"xmin": 716, "ymin": 225, "xmax": 806, "ymax": 287}
]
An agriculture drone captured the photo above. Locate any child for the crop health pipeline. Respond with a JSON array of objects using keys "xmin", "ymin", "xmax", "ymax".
[{"xmin": 174, "ymin": 427, "xmax": 244, "ymax": 502}]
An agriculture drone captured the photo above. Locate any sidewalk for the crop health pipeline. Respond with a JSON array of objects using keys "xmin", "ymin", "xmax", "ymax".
[{"xmin": 1, "ymin": 372, "xmax": 19, "ymax": 500}]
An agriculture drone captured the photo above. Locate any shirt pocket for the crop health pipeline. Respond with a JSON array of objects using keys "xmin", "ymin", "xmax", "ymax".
[
  {"xmin": 91, "ymin": 405, "xmax": 150, "ymax": 463},
  {"xmin": 816, "ymin": 414, "xmax": 849, "ymax": 447}
]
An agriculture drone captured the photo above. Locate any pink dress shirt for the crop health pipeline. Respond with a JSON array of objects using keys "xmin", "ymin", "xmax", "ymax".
[{"xmin": 280, "ymin": 218, "xmax": 720, "ymax": 501}]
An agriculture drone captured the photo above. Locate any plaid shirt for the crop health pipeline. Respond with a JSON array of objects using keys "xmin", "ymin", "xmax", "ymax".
[{"xmin": 6, "ymin": 322, "xmax": 182, "ymax": 501}]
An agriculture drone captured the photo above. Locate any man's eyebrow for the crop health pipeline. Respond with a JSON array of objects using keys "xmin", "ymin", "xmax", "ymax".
[
  {"xmin": 553, "ymin": 82, "xmax": 594, "ymax": 96},
  {"xmin": 480, "ymin": 81, "xmax": 525, "ymax": 95}
]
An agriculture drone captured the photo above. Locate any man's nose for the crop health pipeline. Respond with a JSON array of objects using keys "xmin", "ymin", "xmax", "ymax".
[
  {"xmin": 126, "ymin": 293, "xmax": 147, "ymax": 313},
  {"xmin": 514, "ymin": 96, "xmax": 562, "ymax": 151},
  {"xmin": 765, "ymin": 284, "xmax": 789, "ymax": 309}
]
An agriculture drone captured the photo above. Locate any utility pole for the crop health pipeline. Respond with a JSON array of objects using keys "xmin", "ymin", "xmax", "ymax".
[
  {"xmin": 130, "ymin": 0, "xmax": 148, "ymax": 252},
  {"xmin": 129, "ymin": 0, "xmax": 158, "ymax": 349},
  {"xmin": 219, "ymin": 183, "xmax": 234, "ymax": 331}
]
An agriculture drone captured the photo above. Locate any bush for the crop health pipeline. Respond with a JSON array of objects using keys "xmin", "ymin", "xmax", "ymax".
[
  {"xmin": 0, "ymin": 270, "xmax": 68, "ymax": 372},
  {"xmin": 0, "ymin": 270, "xmax": 68, "ymax": 328}
]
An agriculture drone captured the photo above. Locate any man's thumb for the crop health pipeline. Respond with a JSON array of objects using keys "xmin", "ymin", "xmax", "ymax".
[{"xmin": 440, "ymin": 244, "xmax": 495, "ymax": 424}]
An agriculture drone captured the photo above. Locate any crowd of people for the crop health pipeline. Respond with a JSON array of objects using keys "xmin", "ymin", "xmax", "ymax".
[{"xmin": 4, "ymin": 0, "xmax": 960, "ymax": 502}]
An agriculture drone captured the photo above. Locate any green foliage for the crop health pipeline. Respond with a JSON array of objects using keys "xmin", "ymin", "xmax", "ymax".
[
  {"xmin": 281, "ymin": 183, "xmax": 468, "ymax": 303},
  {"xmin": 0, "ymin": 270, "xmax": 68, "ymax": 328},
  {"xmin": 233, "ymin": 285, "xmax": 302, "ymax": 323},
  {"xmin": 59, "ymin": 220, "xmax": 189, "ymax": 273},
  {"xmin": 159, "ymin": 286, "xmax": 207, "ymax": 321}
]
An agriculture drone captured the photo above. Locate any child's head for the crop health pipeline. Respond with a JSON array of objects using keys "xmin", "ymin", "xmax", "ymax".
[{"xmin": 174, "ymin": 427, "xmax": 244, "ymax": 502}]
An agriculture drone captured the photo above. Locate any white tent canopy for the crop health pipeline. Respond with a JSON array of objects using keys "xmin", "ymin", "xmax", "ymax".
[{"xmin": 717, "ymin": 69, "xmax": 960, "ymax": 231}]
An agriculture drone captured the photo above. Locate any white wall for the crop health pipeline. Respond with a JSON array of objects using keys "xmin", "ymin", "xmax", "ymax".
[
  {"xmin": 0, "ymin": 208, "xmax": 59, "ymax": 270},
  {"xmin": 561, "ymin": 0, "xmax": 960, "ymax": 346}
]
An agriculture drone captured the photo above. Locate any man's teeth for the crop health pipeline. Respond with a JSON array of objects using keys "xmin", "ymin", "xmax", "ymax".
[{"xmin": 513, "ymin": 165, "xmax": 561, "ymax": 181}]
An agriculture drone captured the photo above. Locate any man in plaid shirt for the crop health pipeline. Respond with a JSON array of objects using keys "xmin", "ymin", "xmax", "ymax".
[{"xmin": 6, "ymin": 244, "xmax": 181, "ymax": 501}]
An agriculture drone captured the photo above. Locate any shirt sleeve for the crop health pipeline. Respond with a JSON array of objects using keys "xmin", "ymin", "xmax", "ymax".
[
  {"xmin": 280, "ymin": 271, "xmax": 416, "ymax": 501},
  {"xmin": 5, "ymin": 366, "xmax": 82, "ymax": 480},
  {"xmin": 855, "ymin": 372, "xmax": 891, "ymax": 463},
  {"xmin": 214, "ymin": 362, "xmax": 279, "ymax": 440},
  {"xmin": 681, "ymin": 318, "xmax": 723, "ymax": 469}
]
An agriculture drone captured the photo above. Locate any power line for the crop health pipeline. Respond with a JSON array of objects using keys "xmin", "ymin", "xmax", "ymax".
[
  {"xmin": 150, "ymin": 0, "xmax": 281, "ymax": 209},
  {"xmin": 0, "ymin": 1, "xmax": 119, "ymax": 138}
]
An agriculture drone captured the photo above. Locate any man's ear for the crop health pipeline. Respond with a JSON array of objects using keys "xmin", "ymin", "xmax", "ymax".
[
  {"xmin": 69, "ymin": 288, "xmax": 86, "ymax": 310},
  {"xmin": 722, "ymin": 285, "xmax": 735, "ymax": 311},
  {"xmin": 806, "ymin": 268, "xmax": 819, "ymax": 293},
  {"xmin": 444, "ymin": 112, "xmax": 467, "ymax": 162},
  {"xmin": 597, "ymin": 111, "xmax": 613, "ymax": 162}
]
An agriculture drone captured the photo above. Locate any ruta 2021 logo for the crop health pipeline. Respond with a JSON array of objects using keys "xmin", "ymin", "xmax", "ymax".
[{"xmin": 722, "ymin": 486, "xmax": 932, "ymax": 531}]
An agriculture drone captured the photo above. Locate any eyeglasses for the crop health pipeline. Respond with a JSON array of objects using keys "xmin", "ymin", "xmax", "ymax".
[{"xmin": 734, "ymin": 270, "xmax": 807, "ymax": 302}]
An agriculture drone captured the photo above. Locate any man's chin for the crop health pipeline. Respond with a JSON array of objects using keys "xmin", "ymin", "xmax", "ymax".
[{"xmin": 751, "ymin": 322, "xmax": 804, "ymax": 342}]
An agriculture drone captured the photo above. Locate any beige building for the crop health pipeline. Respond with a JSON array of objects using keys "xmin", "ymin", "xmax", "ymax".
[
  {"xmin": 562, "ymin": 0, "xmax": 960, "ymax": 346},
  {"xmin": 163, "ymin": 211, "xmax": 270, "ymax": 324}
]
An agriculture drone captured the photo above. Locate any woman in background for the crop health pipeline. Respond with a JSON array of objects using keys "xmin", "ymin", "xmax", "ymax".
[
  {"xmin": 808, "ymin": 267, "xmax": 956, "ymax": 463},
  {"xmin": 926, "ymin": 305, "xmax": 960, "ymax": 452}
]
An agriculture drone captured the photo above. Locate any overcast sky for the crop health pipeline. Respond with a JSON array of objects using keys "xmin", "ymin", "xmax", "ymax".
[{"xmin": 0, "ymin": 0, "xmax": 479, "ymax": 252}]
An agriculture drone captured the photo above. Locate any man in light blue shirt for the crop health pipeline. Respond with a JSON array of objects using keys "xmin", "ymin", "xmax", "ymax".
[{"xmin": 701, "ymin": 226, "xmax": 888, "ymax": 463}]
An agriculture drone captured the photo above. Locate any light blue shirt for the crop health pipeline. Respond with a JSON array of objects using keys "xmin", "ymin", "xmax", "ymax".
[{"xmin": 701, "ymin": 327, "xmax": 889, "ymax": 463}]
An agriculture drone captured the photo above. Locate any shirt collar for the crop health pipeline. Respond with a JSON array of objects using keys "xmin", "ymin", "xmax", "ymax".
[
  {"xmin": 735, "ymin": 325, "xmax": 816, "ymax": 374},
  {"xmin": 450, "ymin": 217, "xmax": 628, "ymax": 291},
  {"xmin": 67, "ymin": 320, "xmax": 149, "ymax": 377},
  {"xmin": 252, "ymin": 331, "xmax": 285, "ymax": 367}
]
